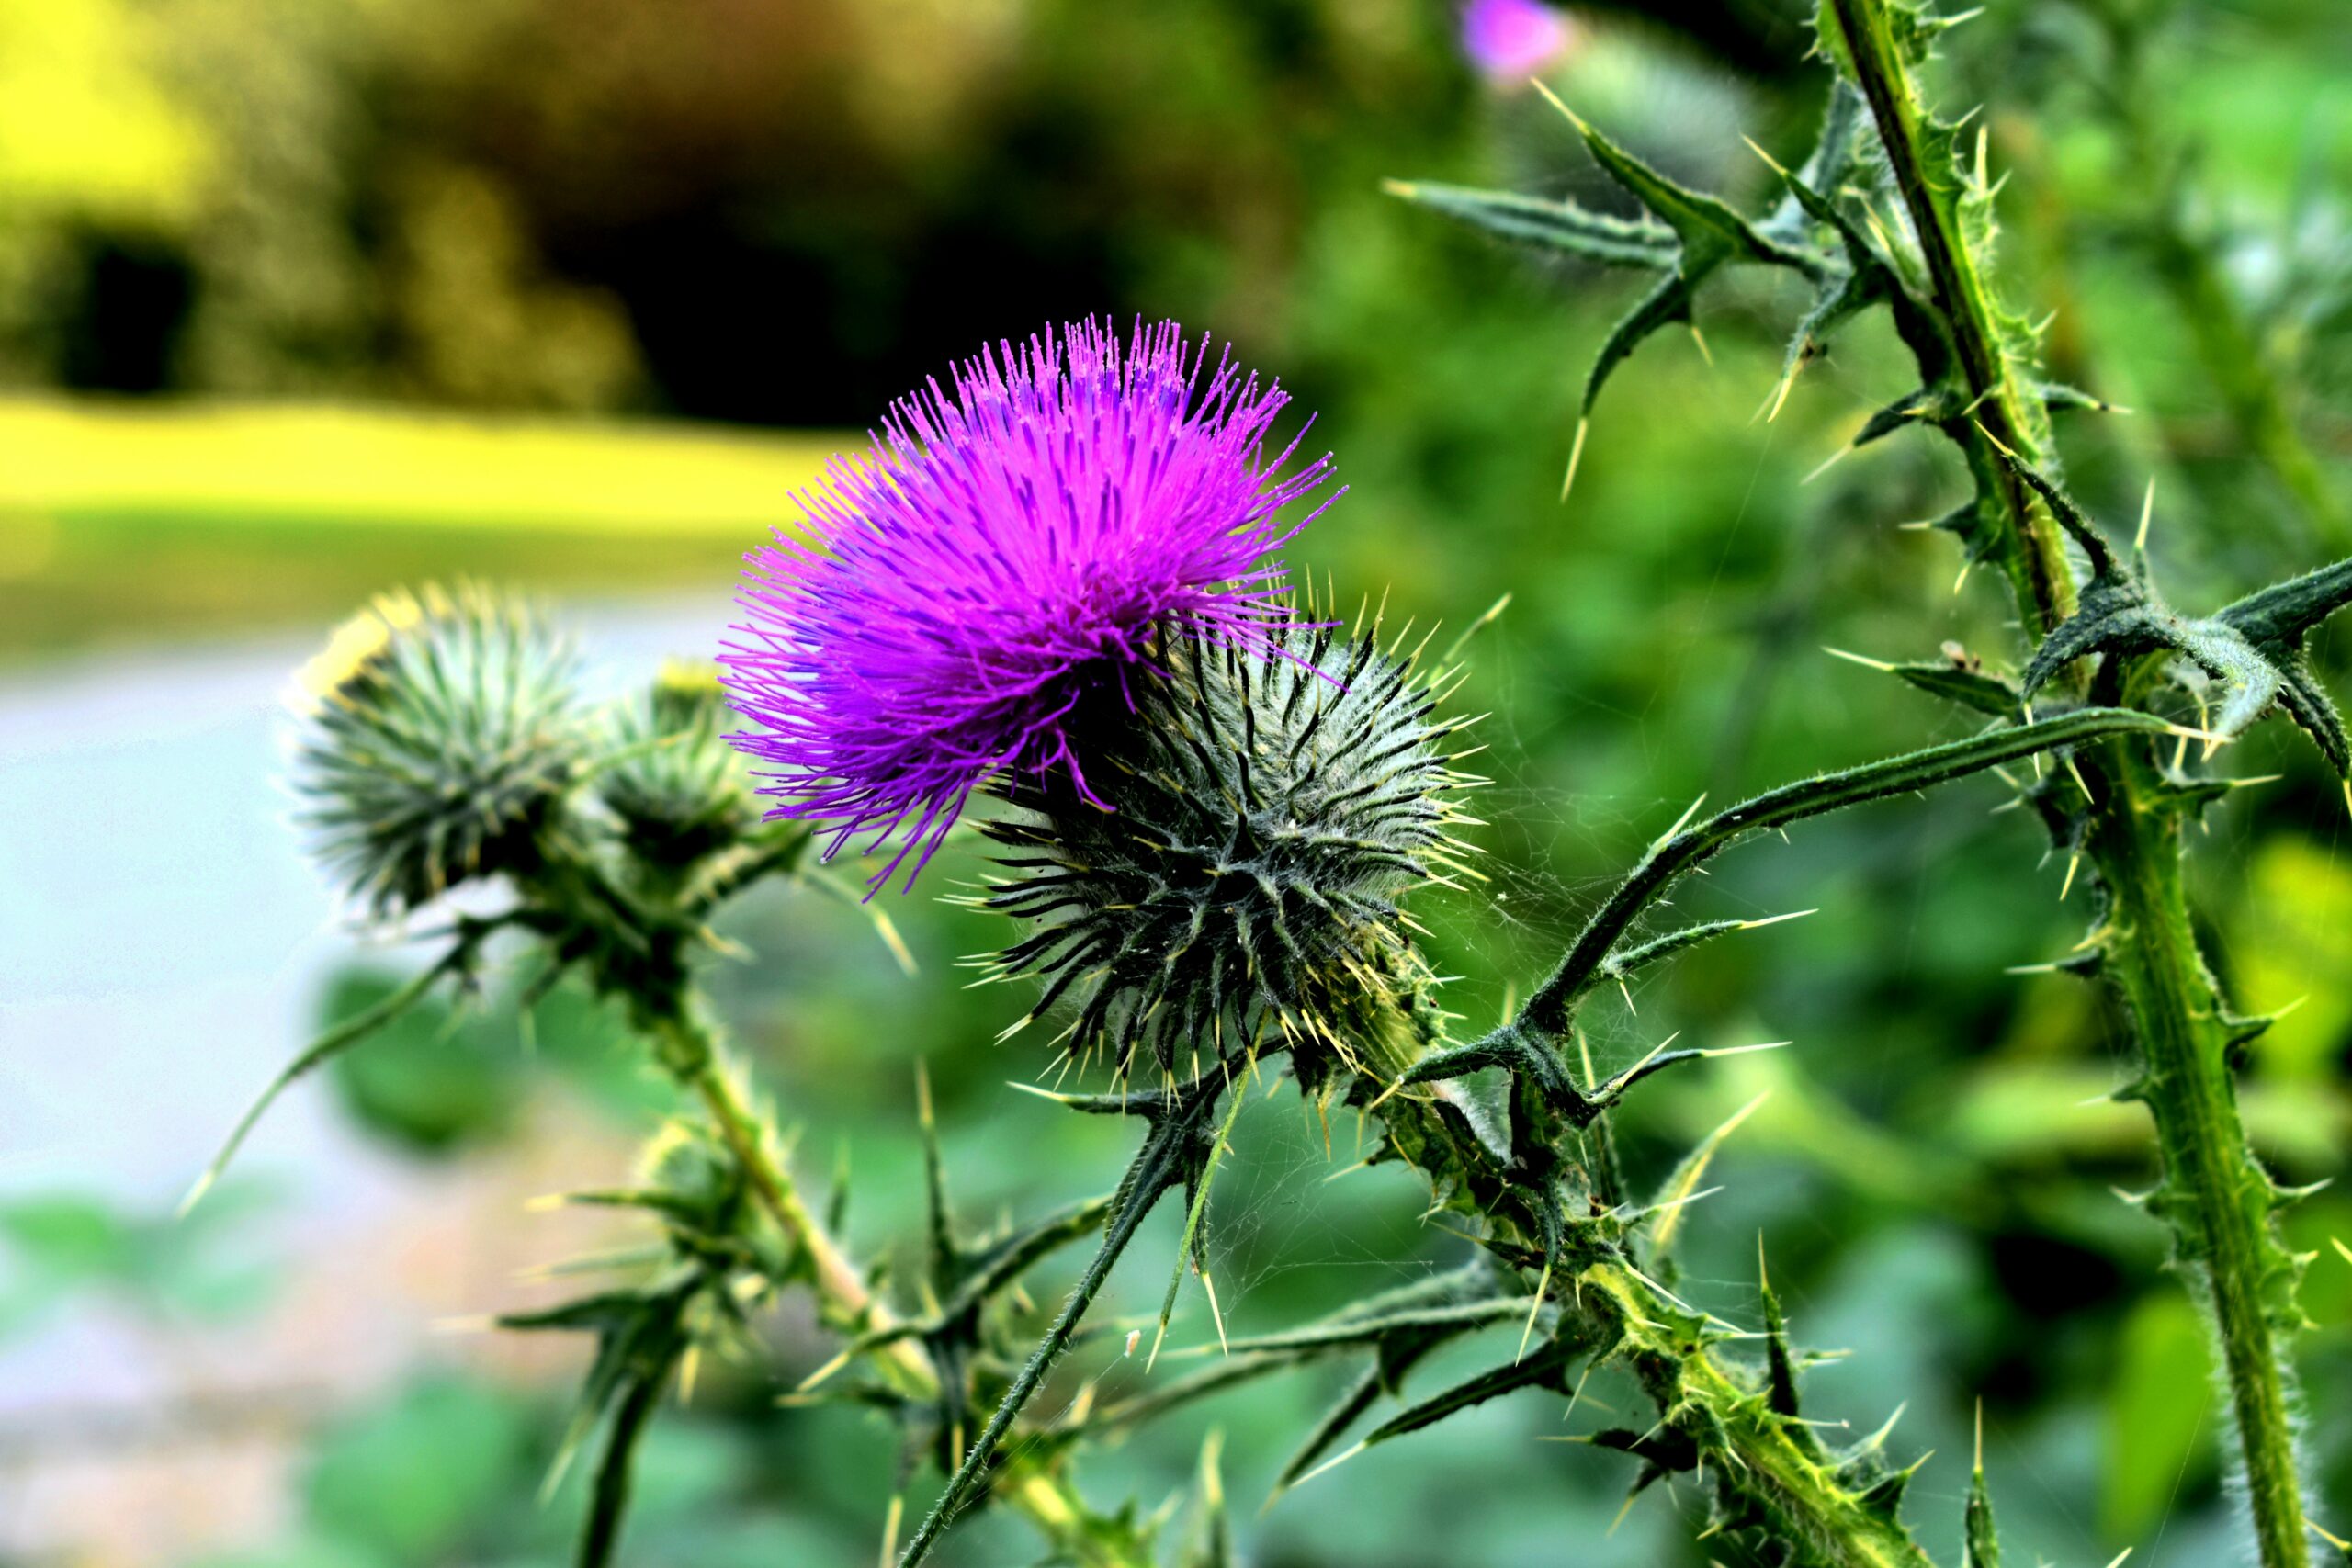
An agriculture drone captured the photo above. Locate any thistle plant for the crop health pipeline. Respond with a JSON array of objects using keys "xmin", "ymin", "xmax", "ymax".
[{"xmin": 201, "ymin": 6, "xmax": 2352, "ymax": 1565}]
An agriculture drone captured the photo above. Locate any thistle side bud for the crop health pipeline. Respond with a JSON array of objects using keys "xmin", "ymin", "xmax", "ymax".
[
  {"xmin": 635, "ymin": 1117, "xmax": 748, "ymax": 1235},
  {"xmin": 294, "ymin": 583, "xmax": 584, "ymax": 916},
  {"xmin": 599, "ymin": 661, "xmax": 759, "ymax": 869}
]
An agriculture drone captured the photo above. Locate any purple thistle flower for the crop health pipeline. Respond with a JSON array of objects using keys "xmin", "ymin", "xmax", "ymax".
[
  {"xmin": 1460, "ymin": 0, "xmax": 1572, "ymax": 83},
  {"xmin": 720, "ymin": 318, "xmax": 1339, "ymax": 891}
]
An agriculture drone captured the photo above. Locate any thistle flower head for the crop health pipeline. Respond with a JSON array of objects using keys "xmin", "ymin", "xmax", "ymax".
[
  {"xmin": 294, "ymin": 583, "xmax": 583, "ymax": 916},
  {"xmin": 598, "ymin": 661, "xmax": 758, "ymax": 869},
  {"xmin": 1460, "ymin": 0, "xmax": 1573, "ymax": 82},
  {"xmin": 978, "ymin": 621, "xmax": 1476, "ymax": 1086},
  {"xmin": 721, "ymin": 318, "xmax": 1338, "ymax": 890}
]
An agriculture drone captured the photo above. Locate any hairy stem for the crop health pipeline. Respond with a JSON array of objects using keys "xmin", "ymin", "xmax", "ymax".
[
  {"xmin": 2087, "ymin": 750, "xmax": 2311, "ymax": 1568},
  {"xmin": 1519, "ymin": 707, "xmax": 2168, "ymax": 1036},
  {"xmin": 1589, "ymin": 1265, "xmax": 1940, "ymax": 1568},
  {"xmin": 658, "ymin": 1008, "xmax": 1149, "ymax": 1568},
  {"xmin": 1821, "ymin": 0, "xmax": 2074, "ymax": 633},
  {"xmin": 1823, "ymin": 3, "xmax": 2312, "ymax": 1560}
]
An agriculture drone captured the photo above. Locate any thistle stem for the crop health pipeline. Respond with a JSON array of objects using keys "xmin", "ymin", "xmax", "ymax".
[
  {"xmin": 656, "ymin": 1007, "xmax": 1149, "ymax": 1568},
  {"xmin": 1362, "ymin": 1040, "xmax": 1942, "ymax": 1563},
  {"xmin": 899, "ymin": 1083, "xmax": 1212, "ymax": 1568},
  {"xmin": 684, "ymin": 1041, "xmax": 936, "ymax": 1395},
  {"xmin": 2087, "ymin": 755, "xmax": 2310, "ymax": 1568},
  {"xmin": 1819, "ymin": 0, "xmax": 2074, "ymax": 635},
  {"xmin": 1589, "ymin": 1265, "xmax": 1939, "ymax": 1568},
  {"xmin": 1823, "ymin": 4, "xmax": 2312, "ymax": 1560}
]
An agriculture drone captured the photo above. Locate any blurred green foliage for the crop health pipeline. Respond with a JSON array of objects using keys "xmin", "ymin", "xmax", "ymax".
[
  {"xmin": 0, "ymin": 1182, "xmax": 280, "ymax": 1339},
  {"xmin": 8, "ymin": 0, "xmax": 2352, "ymax": 1563}
]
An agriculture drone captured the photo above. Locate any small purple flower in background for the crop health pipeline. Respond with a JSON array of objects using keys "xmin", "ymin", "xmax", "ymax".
[
  {"xmin": 1460, "ymin": 0, "xmax": 1573, "ymax": 84},
  {"xmin": 722, "ymin": 318, "xmax": 1338, "ymax": 890}
]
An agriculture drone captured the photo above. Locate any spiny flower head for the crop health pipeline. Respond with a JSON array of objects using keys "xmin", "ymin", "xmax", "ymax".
[
  {"xmin": 721, "ymin": 318, "xmax": 1338, "ymax": 890},
  {"xmin": 294, "ymin": 583, "xmax": 583, "ymax": 916},
  {"xmin": 597, "ymin": 660, "xmax": 758, "ymax": 869},
  {"xmin": 975, "ymin": 617, "xmax": 1480, "ymax": 1087}
]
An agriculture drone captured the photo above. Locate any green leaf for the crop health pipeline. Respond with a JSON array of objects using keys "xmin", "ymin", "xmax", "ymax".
[
  {"xmin": 1771, "ymin": 173, "xmax": 1902, "ymax": 375},
  {"xmin": 2217, "ymin": 557, "xmax": 2352, "ymax": 776},
  {"xmin": 1181, "ymin": 1431, "xmax": 1233, "ymax": 1568},
  {"xmin": 1758, "ymin": 1253, "xmax": 1804, "ymax": 1426},
  {"xmin": 2269, "ymin": 655, "xmax": 2351, "ymax": 779},
  {"xmin": 2211, "ymin": 557, "xmax": 2352, "ymax": 649},
  {"xmin": 323, "ymin": 968, "xmax": 524, "ymax": 1155},
  {"xmin": 2102, "ymin": 1292, "xmax": 2215, "ymax": 1543},
  {"xmin": 1534, "ymin": 87, "xmax": 1826, "ymax": 412},
  {"xmin": 1966, "ymin": 1419, "xmax": 2004, "ymax": 1568},
  {"xmin": 1276, "ymin": 1365, "xmax": 1390, "ymax": 1494},
  {"xmin": 304, "ymin": 1375, "xmax": 530, "ymax": 1563},
  {"xmin": 1644, "ymin": 1093, "xmax": 1767, "ymax": 1271},
  {"xmin": 582, "ymin": 1364, "xmax": 671, "ymax": 1568},
  {"xmin": 1337, "ymin": 1337, "xmax": 1585, "ymax": 1465},
  {"xmin": 1897, "ymin": 664, "xmax": 2019, "ymax": 717},
  {"xmin": 1758, "ymin": 80, "xmax": 1871, "ymax": 249},
  {"xmin": 1518, "ymin": 705, "xmax": 2176, "ymax": 1036},
  {"xmin": 1379, "ymin": 179, "xmax": 1676, "ymax": 269}
]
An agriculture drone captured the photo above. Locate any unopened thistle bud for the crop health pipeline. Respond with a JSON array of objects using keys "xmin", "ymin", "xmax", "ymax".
[
  {"xmin": 293, "ymin": 583, "xmax": 583, "ymax": 916},
  {"xmin": 599, "ymin": 661, "xmax": 758, "ymax": 868},
  {"xmin": 635, "ymin": 1117, "xmax": 748, "ymax": 1236},
  {"xmin": 979, "ymin": 624, "xmax": 1474, "ymax": 1087}
]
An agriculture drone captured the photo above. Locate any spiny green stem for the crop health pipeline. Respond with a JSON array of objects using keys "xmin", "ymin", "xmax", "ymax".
[
  {"xmin": 673, "ymin": 1025, "xmax": 935, "ymax": 1395},
  {"xmin": 1588, "ymin": 1265, "xmax": 1939, "ymax": 1568},
  {"xmin": 2087, "ymin": 750, "xmax": 2311, "ymax": 1568},
  {"xmin": 1362, "ymin": 1045, "xmax": 1942, "ymax": 1562},
  {"xmin": 1519, "ymin": 707, "xmax": 2168, "ymax": 1036},
  {"xmin": 899, "ymin": 1092, "xmax": 1209, "ymax": 1568},
  {"xmin": 1824, "ymin": 5, "xmax": 2313, "ymax": 1561},
  {"xmin": 660, "ymin": 1009, "xmax": 1150, "ymax": 1568},
  {"xmin": 1819, "ymin": 0, "xmax": 2074, "ymax": 634}
]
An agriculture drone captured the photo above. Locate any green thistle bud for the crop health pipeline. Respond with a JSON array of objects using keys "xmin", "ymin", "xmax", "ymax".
[
  {"xmin": 979, "ymin": 625, "xmax": 1476, "ymax": 1086},
  {"xmin": 634, "ymin": 1117, "xmax": 746, "ymax": 1235},
  {"xmin": 597, "ymin": 660, "xmax": 758, "ymax": 868},
  {"xmin": 294, "ymin": 583, "xmax": 583, "ymax": 916}
]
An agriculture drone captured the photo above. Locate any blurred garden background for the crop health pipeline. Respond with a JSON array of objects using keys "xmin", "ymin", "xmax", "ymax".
[{"xmin": 3, "ymin": 0, "xmax": 2351, "ymax": 1563}]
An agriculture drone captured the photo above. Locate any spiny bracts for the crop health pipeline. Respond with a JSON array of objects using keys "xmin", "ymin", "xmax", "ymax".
[
  {"xmin": 974, "ymin": 619, "xmax": 1481, "ymax": 1087},
  {"xmin": 293, "ymin": 583, "xmax": 583, "ymax": 916},
  {"xmin": 598, "ymin": 661, "xmax": 759, "ymax": 870}
]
